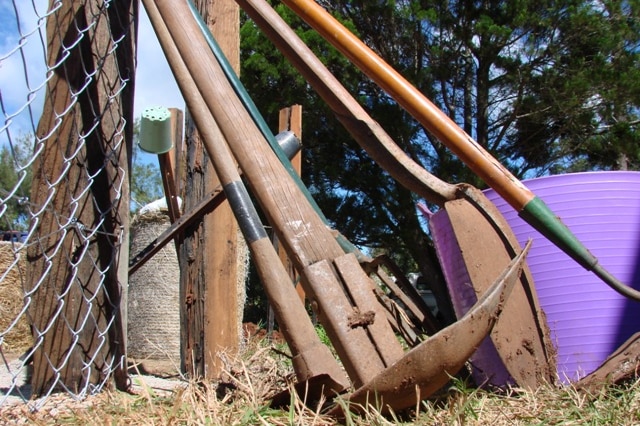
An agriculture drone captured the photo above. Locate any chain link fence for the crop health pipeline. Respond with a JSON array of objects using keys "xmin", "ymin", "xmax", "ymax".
[{"xmin": 1, "ymin": 0, "xmax": 138, "ymax": 409}]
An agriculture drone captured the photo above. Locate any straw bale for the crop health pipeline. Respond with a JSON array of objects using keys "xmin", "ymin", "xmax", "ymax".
[
  {"xmin": 128, "ymin": 211, "xmax": 181, "ymax": 363},
  {"xmin": 128, "ymin": 208, "xmax": 249, "ymax": 366},
  {"xmin": 236, "ymin": 229, "xmax": 248, "ymax": 345},
  {"xmin": 0, "ymin": 242, "xmax": 33, "ymax": 352}
]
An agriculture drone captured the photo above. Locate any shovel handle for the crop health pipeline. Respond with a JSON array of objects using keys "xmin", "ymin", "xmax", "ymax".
[
  {"xmin": 279, "ymin": 0, "xmax": 640, "ymax": 301},
  {"xmin": 144, "ymin": 0, "xmax": 352, "ymax": 388},
  {"xmin": 279, "ymin": 0, "xmax": 532, "ymax": 209}
]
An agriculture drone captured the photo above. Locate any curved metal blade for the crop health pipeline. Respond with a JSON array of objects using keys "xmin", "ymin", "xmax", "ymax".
[
  {"xmin": 328, "ymin": 240, "xmax": 532, "ymax": 415},
  {"xmin": 445, "ymin": 186, "xmax": 555, "ymax": 388}
]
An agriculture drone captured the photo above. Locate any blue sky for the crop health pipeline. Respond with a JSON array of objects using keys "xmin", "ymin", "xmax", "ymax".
[{"xmin": 0, "ymin": 1, "xmax": 184, "ymax": 151}]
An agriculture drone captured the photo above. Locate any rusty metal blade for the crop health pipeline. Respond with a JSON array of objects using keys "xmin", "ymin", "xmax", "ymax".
[
  {"xmin": 328, "ymin": 240, "xmax": 532, "ymax": 415},
  {"xmin": 443, "ymin": 186, "xmax": 555, "ymax": 388},
  {"xmin": 235, "ymin": 0, "xmax": 553, "ymax": 387}
]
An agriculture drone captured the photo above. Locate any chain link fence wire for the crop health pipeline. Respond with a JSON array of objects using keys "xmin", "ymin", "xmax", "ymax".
[{"xmin": 1, "ymin": 0, "xmax": 138, "ymax": 409}]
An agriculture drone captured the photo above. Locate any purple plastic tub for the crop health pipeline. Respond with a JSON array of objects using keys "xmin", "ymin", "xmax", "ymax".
[{"xmin": 430, "ymin": 171, "xmax": 640, "ymax": 384}]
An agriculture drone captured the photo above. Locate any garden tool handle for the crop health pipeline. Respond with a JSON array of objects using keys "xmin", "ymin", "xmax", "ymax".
[
  {"xmin": 279, "ymin": 0, "xmax": 531, "ymax": 208},
  {"xmin": 236, "ymin": 0, "xmax": 457, "ymax": 205},
  {"xmin": 279, "ymin": 0, "xmax": 640, "ymax": 302},
  {"xmin": 144, "ymin": 0, "xmax": 352, "ymax": 390}
]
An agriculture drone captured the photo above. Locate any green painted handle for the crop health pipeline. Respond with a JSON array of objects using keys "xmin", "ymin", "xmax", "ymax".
[{"xmin": 521, "ymin": 197, "xmax": 640, "ymax": 301}]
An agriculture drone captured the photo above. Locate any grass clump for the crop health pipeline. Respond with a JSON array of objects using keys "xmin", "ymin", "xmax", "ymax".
[
  {"xmin": 412, "ymin": 376, "xmax": 640, "ymax": 425},
  {"xmin": 2, "ymin": 330, "xmax": 638, "ymax": 425}
]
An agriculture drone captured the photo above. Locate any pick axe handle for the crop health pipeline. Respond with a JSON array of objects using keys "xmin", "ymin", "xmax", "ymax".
[
  {"xmin": 236, "ymin": 0, "xmax": 457, "ymax": 206},
  {"xmin": 280, "ymin": 0, "xmax": 530, "ymax": 208}
]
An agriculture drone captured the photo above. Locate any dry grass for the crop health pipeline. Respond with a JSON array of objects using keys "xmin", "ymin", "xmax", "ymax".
[
  {"xmin": 0, "ymin": 242, "xmax": 33, "ymax": 353},
  {"xmin": 411, "ymin": 376, "xmax": 640, "ymax": 425},
  {"xmin": 2, "ymin": 331, "xmax": 638, "ymax": 425}
]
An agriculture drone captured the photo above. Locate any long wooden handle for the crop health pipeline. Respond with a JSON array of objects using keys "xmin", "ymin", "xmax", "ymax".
[
  {"xmin": 280, "ymin": 0, "xmax": 533, "ymax": 209},
  {"xmin": 278, "ymin": 0, "xmax": 640, "ymax": 301},
  {"xmin": 237, "ymin": 0, "xmax": 456, "ymax": 206},
  {"xmin": 142, "ymin": 0, "xmax": 351, "ymax": 389}
]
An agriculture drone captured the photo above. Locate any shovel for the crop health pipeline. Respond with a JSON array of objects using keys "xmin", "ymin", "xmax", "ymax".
[
  {"xmin": 152, "ymin": 0, "xmax": 539, "ymax": 409},
  {"xmin": 235, "ymin": 0, "xmax": 554, "ymax": 389},
  {"xmin": 278, "ymin": 0, "xmax": 640, "ymax": 303}
]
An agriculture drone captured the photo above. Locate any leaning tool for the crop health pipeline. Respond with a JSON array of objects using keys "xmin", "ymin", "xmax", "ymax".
[
  {"xmin": 128, "ymin": 131, "xmax": 301, "ymax": 275},
  {"xmin": 329, "ymin": 240, "xmax": 533, "ymax": 415},
  {"xmin": 144, "ymin": 0, "xmax": 350, "ymax": 396},
  {"xmin": 150, "ymin": 0, "xmax": 533, "ymax": 411},
  {"xmin": 186, "ymin": 0, "xmax": 440, "ymax": 333},
  {"xmin": 279, "ymin": 0, "xmax": 640, "ymax": 302},
  {"xmin": 235, "ymin": 0, "xmax": 555, "ymax": 389},
  {"xmin": 151, "ymin": 0, "xmax": 405, "ymax": 393}
]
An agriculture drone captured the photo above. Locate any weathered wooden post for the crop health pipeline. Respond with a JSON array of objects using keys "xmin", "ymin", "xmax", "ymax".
[
  {"xmin": 278, "ymin": 105, "xmax": 304, "ymax": 302},
  {"xmin": 178, "ymin": 0, "xmax": 245, "ymax": 379},
  {"xmin": 27, "ymin": 0, "xmax": 137, "ymax": 395}
]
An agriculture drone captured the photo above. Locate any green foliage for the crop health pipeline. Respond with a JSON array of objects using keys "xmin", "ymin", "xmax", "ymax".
[
  {"xmin": 0, "ymin": 134, "xmax": 34, "ymax": 231},
  {"xmin": 315, "ymin": 324, "xmax": 332, "ymax": 347},
  {"xmin": 130, "ymin": 154, "xmax": 163, "ymax": 212},
  {"xmin": 0, "ymin": 123, "xmax": 163, "ymax": 230},
  {"xmin": 509, "ymin": 0, "xmax": 640, "ymax": 172}
]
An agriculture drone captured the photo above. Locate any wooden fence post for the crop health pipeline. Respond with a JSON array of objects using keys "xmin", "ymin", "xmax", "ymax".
[
  {"xmin": 278, "ymin": 105, "xmax": 304, "ymax": 303},
  {"xmin": 178, "ymin": 0, "xmax": 244, "ymax": 379},
  {"xmin": 27, "ymin": 0, "xmax": 136, "ymax": 395}
]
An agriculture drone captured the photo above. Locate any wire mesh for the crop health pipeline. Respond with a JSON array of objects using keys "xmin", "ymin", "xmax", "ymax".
[{"xmin": 0, "ymin": 0, "xmax": 137, "ymax": 409}]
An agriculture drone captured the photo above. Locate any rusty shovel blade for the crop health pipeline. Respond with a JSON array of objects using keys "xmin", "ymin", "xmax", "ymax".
[
  {"xmin": 327, "ymin": 240, "xmax": 532, "ymax": 416},
  {"xmin": 441, "ymin": 185, "xmax": 555, "ymax": 388}
]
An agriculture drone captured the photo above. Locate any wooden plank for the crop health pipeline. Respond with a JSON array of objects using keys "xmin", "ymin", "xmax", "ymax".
[
  {"xmin": 177, "ymin": 0, "xmax": 243, "ymax": 380},
  {"xmin": 177, "ymin": 121, "xmax": 207, "ymax": 377},
  {"xmin": 129, "ymin": 186, "xmax": 224, "ymax": 275},
  {"xmin": 170, "ymin": 107, "xmax": 185, "ymax": 193},
  {"xmin": 158, "ymin": 151, "xmax": 181, "ymax": 222},
  {"xmin": 201, "ymin": 0, "xmax": 243, "ymax": 381},
  {"xmin": 277, "ymin": 105, "xmax": 303, "ymax": 303}
]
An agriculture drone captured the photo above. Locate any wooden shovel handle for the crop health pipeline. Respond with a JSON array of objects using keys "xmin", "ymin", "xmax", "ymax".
[
  {"xmin": 278, "ymin": 0, "xmax": 640, "ymax": 302},
  {"xmin": 280, "ymin": 0, "xmax": 533, "ymax": 210}
]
